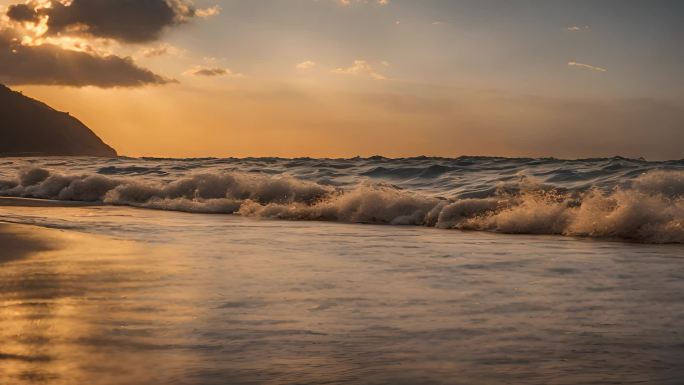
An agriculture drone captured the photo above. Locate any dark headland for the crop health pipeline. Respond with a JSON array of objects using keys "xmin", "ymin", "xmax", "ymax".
[{"xmin": 0, "ymin": 84, "xmax": 117, "ymax": 157}]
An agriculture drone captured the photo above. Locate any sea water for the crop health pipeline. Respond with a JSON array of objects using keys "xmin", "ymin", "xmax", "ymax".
[
  {"xmin": 0, "ymin": 156, "xmax": 682, "ymax": 243},
  {"xmin": 0, "ymin": 156, "xmax": 683, "ymax": 384}
]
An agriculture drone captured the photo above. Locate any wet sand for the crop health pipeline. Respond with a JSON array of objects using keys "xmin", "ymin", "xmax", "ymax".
[
  {"xmin": 0, "ymin": 223, "xmax": 59, "ymax": 263},
  {"xmin": 0, "ymin": 197, "xmax": 99, "ymax": 207},
  {"xmin": 0, "ymin": 197, "xmax": 74, "ymax": 262},
  {"xmin": 0, "ymin": 221, "xmax": 159, "ymax": 385},
  {"xmin": 0, "ymin": 197, "xmax": 97, "ymax": 265}
]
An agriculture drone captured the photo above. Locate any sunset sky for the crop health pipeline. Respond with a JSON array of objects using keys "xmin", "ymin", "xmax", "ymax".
[{"xmin": 1, "ymin": 0, "xmax": 682, "ymax": 159}]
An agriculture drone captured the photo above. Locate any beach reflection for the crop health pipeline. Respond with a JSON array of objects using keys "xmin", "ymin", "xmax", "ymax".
[
  {"xmin": 1, "ymin": 206, "xmax": 683, "ymax": 384},
  {"xmin": 0, "ymin": 226, "xmax": 205, "ymax": 385}
]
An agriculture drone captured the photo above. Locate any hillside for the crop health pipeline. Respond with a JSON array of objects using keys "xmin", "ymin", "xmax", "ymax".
[{"xmin": 0, "ymin": 85, "xmax": 117, "ymax": 157}]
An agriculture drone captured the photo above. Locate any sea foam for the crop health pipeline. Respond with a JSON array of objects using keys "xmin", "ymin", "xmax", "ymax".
[{"xmin": 1, "ymin": 163, "xmax": 682, "ymax": 243}]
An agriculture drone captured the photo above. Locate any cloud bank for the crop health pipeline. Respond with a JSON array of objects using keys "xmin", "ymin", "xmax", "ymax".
[
  {"xmin": 6, "ymin": 0, "xmax": 217, "ymax": 43},
  {"xmin": 0, "ymin": 29, "xmax": 170, "ymax": 87},
  {"xmin": 1, "ymin": 0, "xmax": 218, "ymax": 87}
]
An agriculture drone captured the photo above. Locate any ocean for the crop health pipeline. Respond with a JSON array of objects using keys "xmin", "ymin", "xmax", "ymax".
[
  {"xmin": 0, "ymin": 156, "xmax": 683, "ymax": 384},
  {"xmin": 0, "ymin": 155, "xmax": 683, "ymax": 243}
]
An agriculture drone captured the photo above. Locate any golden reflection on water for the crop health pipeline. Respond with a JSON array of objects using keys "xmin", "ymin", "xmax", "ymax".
[{"xmin": 0, "ymin": 225, "xmax": 200, "ymax": 385}]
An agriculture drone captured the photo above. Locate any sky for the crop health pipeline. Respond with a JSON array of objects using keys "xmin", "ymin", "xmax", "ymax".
[{"xmin": 1, "ymin": 0, "xmax": 682, "ymax": 159}]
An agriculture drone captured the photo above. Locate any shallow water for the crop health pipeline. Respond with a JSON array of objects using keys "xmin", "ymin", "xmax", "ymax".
[
  {"xmin": 0, "ymin": 156, "xmax": 683, "ymax": 243},
  {"xmin": 1, "ymin": 205, "xmax": 683, "ymax": 384}
]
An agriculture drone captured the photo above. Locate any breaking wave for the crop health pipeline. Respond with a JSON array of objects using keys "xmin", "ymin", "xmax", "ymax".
[{"xmin": 1, "ymin": 165, "xmax": 683, "ymax": 243}]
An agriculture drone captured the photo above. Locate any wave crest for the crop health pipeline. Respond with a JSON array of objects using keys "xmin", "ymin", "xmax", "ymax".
[{"xmin": 1, "ymin": 168, "xmax": 682, "ymax": 243}]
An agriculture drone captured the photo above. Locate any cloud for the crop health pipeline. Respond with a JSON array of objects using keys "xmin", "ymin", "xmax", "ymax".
[
  {"xmin": 337, "ymin": 0, "xmax": 389, "ymax": 6},
  {"xmin": 0, "ymin": 1, "xmax": 219, "ymax": 87},
  {"xmin": 5, "ymin": 0, "xmax": 219, "ymax": 43},
  {"xmin": 568, "ymin": 61, "xmax": 607, "ymax": 72},
  {"xmin": 138, "ymin": 42, "xmax": 184, "ymax": 58},
  {"xmin": 5, "ymin": 3, "xmax": 36, "ymax": 22},
  {"xmin": 566, "ymin": 25, "xmax": 590, "ymax": 32},
  {"xmin": 296, "ymin": 60, "xmax": 316, "ymax": 70},
  {"xmin": 195, "ymin": 5, "xmax": 221, "ymax": 18},
  {"xmin": 0, "ymin": 29, "xmax": 171, "ymax": 87},
  {"xmin": 184, "ymin": 66, "xmax": 243, "ymax": 78},
  {"xmin": 332, "ymin": 60, "xmax": 386, "ymax": 80}
]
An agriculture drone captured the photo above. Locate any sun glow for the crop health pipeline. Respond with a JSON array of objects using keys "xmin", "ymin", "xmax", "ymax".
[
  {"xmin": 18, "ymin": 15, "xmax": 47, "ymax": 44},
  {"xmin": 7, "ymin": 0, "xmax": 112, "ymax": 54}
]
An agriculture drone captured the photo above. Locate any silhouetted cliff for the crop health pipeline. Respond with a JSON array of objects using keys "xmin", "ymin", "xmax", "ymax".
[{"xmin": 0, "ymin": 85, "xmax": 117, "ymax": 157}]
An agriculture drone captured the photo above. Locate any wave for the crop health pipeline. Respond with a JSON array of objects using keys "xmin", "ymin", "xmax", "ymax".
[{"xmin": 1, "ymin": 167, "xmax": 683, "ymax": 243}]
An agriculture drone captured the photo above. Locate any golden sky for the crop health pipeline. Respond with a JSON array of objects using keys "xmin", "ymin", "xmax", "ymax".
[{"xmin": 2, "ymin": 0, "xmax": 683, "ymax": 159}]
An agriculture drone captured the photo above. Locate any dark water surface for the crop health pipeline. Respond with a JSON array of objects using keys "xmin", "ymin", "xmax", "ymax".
[{"xmin": 1, "ymin": 205, "xmax": 683, "ymax": 384}]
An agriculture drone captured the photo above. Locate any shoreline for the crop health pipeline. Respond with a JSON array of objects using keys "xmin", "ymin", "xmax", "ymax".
[
  {"xmin": 0, "ymin": 222, "xmax": 62, "ymax": 263},
  {"xmin": 0, "ymin": 197, "xmax": 101, "ymax": 207},
  {"xmin": 1, "ymin": 196, "xmax": 682, "ymax": 245}
]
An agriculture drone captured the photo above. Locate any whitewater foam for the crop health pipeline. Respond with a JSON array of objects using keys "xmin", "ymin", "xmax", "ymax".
[{"xmin": 0, "ymin": 157, "xmax": 682, "ymax": 243}]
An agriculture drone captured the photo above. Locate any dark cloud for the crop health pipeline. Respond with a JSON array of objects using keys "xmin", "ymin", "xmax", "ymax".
[
  {"xmin": 6, "ymin": 0, "xmax": 201, "ymax": 43},
  {"xmin": 0, "ymin": 30, "xmax": 172, "ymax": 87},
  {"xmin": 6, "ymin": 4, "xmax": 37, "ymax": 22}
]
